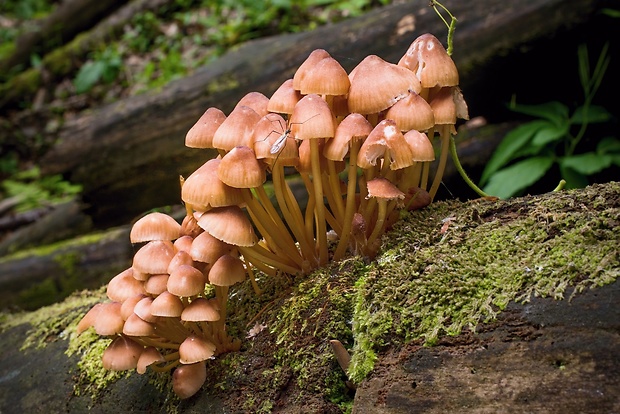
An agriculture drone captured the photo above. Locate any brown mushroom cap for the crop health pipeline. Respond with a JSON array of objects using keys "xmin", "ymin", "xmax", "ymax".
[
  {"xmin": 218, "ymin": 146, "xmax": 266, "ymax": 188},
  {"xmin": 77, "ymin": 303, "xmax": 102, "ymax": 335},
  {"xmin": 137, "ymin": 346, "xmax": 165, "ymax": 374},
  {"xmin": 207, "ymin": 254, "xmax": 246, "ymax": 286},
  {"xmin": 130, "ymin": 212, "xmax": 181, "ymax": 243},
  {"xmin": 172, "ymin": 361, "xmax": 207, "ymax": 399},
  {"xmin": 293, "ymin": 49, "xmax": 331, "ymax": 90},
  {"xmin": 181, "ymin": 297, "xmax": 220, "ymax": 322},
  {"xmin": 197, "ymin": 205, "xmax": 257, "ymax": 247},
  {"xmin": 300, "ymin": 56, "xmax": 350, "ymax": 96},
  {"xmin": 179, "ymin": 335, "xmax": 217, "ymax": 364},
  {"xmin": 133, "ymin": 296, "xmax": 157, "ymax": 323},
  {"xmin": 181, "ymin": 158, "xmax": 244, "ymax": 210},
  {"xmin": 144, "ymin": 273, "xmax": 170, "ymax": 296},
  {"xmin": 102, "ymin": 335, "xmax": 144, "ymax": 371},
  {"xmin": 358, "ymin": 119, "xmax": 415, "ymax": 170},
  {"xmin": 404, "ymin": 129, "xmax": 435, "ymax": 161},
  {"xmin": 190, "ymin": 230, "xmax": 232, "ymax": 264},
  {"xmin": 132, "ymin": 240, "xmax": 176, "ymax": 275},
  {"xmin": 167, "ymin": 264, "xmax": 206, "ymax": 297},
  {"xmin": 185, "ymin": 107, "xmax": 226, "ymax": 149},
  {"xmin": 150, "ymin": 291, "xmax": 184, "ymax": 317},
  {"xmin": 348, "ymin": 55, "xmax": 421, "ymax": 115},
  {"xmin": 93, "ymin": 302, "xmax": 125, "ymax": 336},
  {"xmin": 385, "ymin": 91, "xmax": 435, "ymax": 132},
  {"xmin": 324, "ymin": 113, "xmax": 373, "ymax": 161},
  {"xmin": 268, "ymin": 79, "xmax": 302, "ymax": 115},
  {"xmin": 120, "ymin": 294, "xmax": 145, "ymax": 320},
  {"xmin": 289, "ymin": 94, "xmax": 336, "ymax": 140},
  {"xmin": 398, "ymin": 33, "xmax": 459, "ymax": 88},
  {"xmin": 167, "ymin": 250, "xmax": 195, "ymax": 275},
  {"xmin": 234, "ymin": 91, "xmax": 270, "ymax": 117},
  {"xmin": 212, "ymin": 105, "xmax": 262, "ymax": 151},
  {"xmin": 123, "ymin": 312, "xmax": 156, "ymax": 337},
  {"xmin": 366, "ymin": 177, "xmax": 405, "ymax": 200},
  {"xmin": 107, "ymin": 268, "xmax": 146, "ymax": 302}
]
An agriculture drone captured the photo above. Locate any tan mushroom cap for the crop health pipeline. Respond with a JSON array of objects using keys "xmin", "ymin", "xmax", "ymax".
[
  {"xmin": 130, "ymin": 212, "xmax": 181, "ymax": 243},
  {"xmin": 429, "ymin": 86, "xmax": 468, "ymax": 127},
  {"xmin": 289, "ymin": 94, "xmax": 336, "ymax": 140},
  {"xmin": 172, "ymin": 361, "xmax": 207, "ymax": 399},
  {"xmin": 150, "ymin": 291, "xmax": 184, "ymax": 317},
  {"xmin": 93, "ymin": 302, "xmax": 125, "ymax": 336},
  {"xmin": 296, "ymin": 138, "xmax": 327, "ymax": 173},
  {"xmin": 107, "ymin": 267, "xmax": 146, "ymax": 302},
  {"xmin": 404, "ymin": 130, "xmax": 435, "ymax": 161},
  {"xmin": 181, "ymin": 158, "xmax": 244, "ymax": 210},
  {"xmin": 268, "ymin": 79, "xmax": 301, "ymax": 115},
  {"xmin": 252, "ymin": 113, "xmax": 298, "ymax": 161},
  {"xmin": 179, "ymin": 335, "xmax": 217, "ymax": 364},
  {"xmin": 207, "ymin": 254, "xmax": 246, "ymax": 286},
  {"xmin": 300, "ymin": 56, "xmax": 350, "ymax": 96},
  {"xmin": 398, "ymin": 33, "xmax": 459, "ymax": 88},
  {"xmin": 167, "ymin": 250, "xmax": 195, "ymax": 275},
  {"xmin": 144, "ymin": 273, "xmax": 170, "ymax": 296},
  {"xmin": 132, "ymin": 240, "xmax": 175, "ymax": 275},
  {"xmin": 348, "ymin": 55, "xmax": 421, "ymax": 115},
  {"xmin": 234, "ymin": 91, "xmax": 270, "ymax": 117},
  {"xmin": 358, "ymin": 119, "xmax": 415, "ymax": 170},
  {"xmin": 366, "ymin": 177, "xmax": 405, "ymax": 200},
  {"xmin": 212, "ymin": 105, "xmax": 261, "ymax": 151},
  {"xmin": 181, "ymin": 297, "xmax": 220, "ymax": 322},
  {"xmin": 185, "ymin": 107, "xmax": 226, "ymax": 149},
  {"xmin": 190, "ymin": 230, "xmax": 232, "ymax": 264},
  {"xmin": 120, "ymin": 294, "xmax": 145, "ymax": 320},
  {"xmin": 218, "ymin": 146, "xmax": 266, "ymax": 188},
  {"xmin": 133, "ymin": 296, "xmax": 157, "ymax": 323},
  {"xmin": 77, "ymin": 303, "xmax": 102, "ymax": 335},
  {"xmin": 123, "ymin": 312, "xmax": 156, "ymax": 337},
  {"xmin": 293, "ymin": 48, "xmax": 331, "ymax": 90},
  {"xmin": 173, "ymin": 235, "xmax": 194, "ymax": 253},
  {"xmin": 324, "ymin": 113, "xmax": 373, "ymax": 161},
  {"xmin": 102, "ymin": 335, "xmax": 144, "ymax": 371},
  {"xmin": 197, "ymin": 205, "xmax": 257, "ymax": 247},
  {"xmin": 167, "ymin": 264, "xmax": 206, "ymax": 297},
  {"xmin": 137, "ymin": 346, "xmax": 165, "ymax": 374},
  {"xmin": 385, "ymin": 91, "xmax": 435, "ymax": 132}
]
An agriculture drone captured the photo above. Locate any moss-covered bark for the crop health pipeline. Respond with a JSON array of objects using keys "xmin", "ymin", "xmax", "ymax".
[{"xmin": 0, "ymin": 182, "xmax": 617, "ymax": 413}]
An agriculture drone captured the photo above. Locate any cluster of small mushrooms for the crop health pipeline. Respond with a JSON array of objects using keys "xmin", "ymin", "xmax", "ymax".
[{"xmin": 77, "ymin": 33, "xmax": 468, "ymax": 399}]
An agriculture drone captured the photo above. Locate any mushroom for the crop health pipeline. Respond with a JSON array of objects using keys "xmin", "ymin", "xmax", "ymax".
[
  {"xmin": 102, "ymin": 335, "xmax": 144, "ymax": 371},
  {"xmin": 172, "ymin": 361, "xmax": 207, "ymax": 399}
]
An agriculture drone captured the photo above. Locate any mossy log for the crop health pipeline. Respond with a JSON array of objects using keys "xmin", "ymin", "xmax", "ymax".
[
  {"xmin": 36, "ymin": 0, "xmax": 603, "ymax": 227},
  {"xmin": 0, "ymin": 182, "xmax": 617, "ymax": 413}
]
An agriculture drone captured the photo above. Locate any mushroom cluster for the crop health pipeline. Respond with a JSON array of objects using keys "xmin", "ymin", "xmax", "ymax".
[{"xmin": 77, "ymin": 32, "xmax": 468, "ymax": 399}]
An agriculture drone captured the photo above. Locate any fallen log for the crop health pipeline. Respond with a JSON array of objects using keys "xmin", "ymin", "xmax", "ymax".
[{"xmin": 38, "ymin": 0, "xmax": 604, "ymax": 227}]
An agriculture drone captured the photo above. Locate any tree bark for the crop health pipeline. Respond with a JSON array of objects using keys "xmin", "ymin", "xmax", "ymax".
[{"xmin": 37, "ymin": 0, "xmax": 604, "ymax": 227}]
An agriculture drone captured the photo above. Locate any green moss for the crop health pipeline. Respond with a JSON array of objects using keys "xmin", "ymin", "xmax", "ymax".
[{"xmin": 348, "ymin": 183, "xmax": 620, "ymax": 382}]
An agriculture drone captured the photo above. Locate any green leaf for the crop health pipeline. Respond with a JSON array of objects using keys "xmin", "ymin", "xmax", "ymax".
[
  {"xmin": 482, "ymin": 156, "xmax": 555, "ymax": 199},
  {"xmin": 509, "ymin": 101, "xmax": 569, "ymax": 126},
  {"xmin": 596, "ymin": 137, "xmax": 620, "ymax": 155},
  {"xmin": 559, "ymin": 152, "xmax": 613, "ymax": 175},
  {"xmin": 480, "ymin": 120, "xmax": 547, "ymax": 185},
  {"xmin": 571, "ymin": 105, "xmax": 612, "ymax": 125},
  {"xmin": 530, "ymin": 121, "xmax": 569, "ymax": 147},
  {"xmin": 74, "ymin": 61, "xmax": 105, "ymax": 93}
]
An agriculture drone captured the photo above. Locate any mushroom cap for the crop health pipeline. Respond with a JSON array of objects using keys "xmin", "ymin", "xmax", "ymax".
[
  {"xmin": 132, "ymin": 240, "xmax": 175, "ymax": 275},
  {"xmin": 268, "ymin": 79, "xmax": 302, "ymax": 115},
  {"xmin": 185, "ymin": 107, "xmax": 226, "ymax": 149},
  {"xmin": 93, "ymin": 302, "xmax": 125, "ymax": 336},
  {"xmin": 190, "ymin": 230, "xmax": 232, "ymax": 264},
  {"xmin": 167, "ymin": 250, "xmax": 195, "ymax": 275},
  {"xmin": 212, "ymin": 105, "xmax": 262, "ymax": 151},
  {"xmin": 172, "ymin": 361, "xmax": 207, "ymax": 399},
  {"xmin": 150, "ymin": 291, "xmax": 184, "ymax": 317},
  {"xmin": 173, "ymin": 235, "xmax": 194, "ymax": 253},
  {"xmin": 181, "ymin": 158, "xmax": 244, "ymax": 210},
  {"xmin": 398, "ymin": 33, "xmax": 459, "ymax": 88},
  {"xmin": 107, "ymin": 267, "xmax": 146, "ymax": 302},
  {"xmin": 293, "ymin": 49, "xmax": 331, "ymax": 90},
  {"xmin": 133, "ymin": 296, "xmax": 157, "ymax": 323},
  {"xmin": 218, "ymin": 146, "xmax": 266, "ymax": 188},
  {"xmin": 429, "ymin": 86, "xmax": 457, "ymax": 125},
  {"xmin": 167, "ymin": 264, "xmax": 206, "ymax": 297},
  {"xmin": 385, "ymin": 91, "xmax": 435, "ymax": 132},
  {"xmin": 120, "ymin": 294, "xmax": 145, "ymax": 320},
  {"xmin": 144, "ymin": 273, "xmax": 170, "ymax": 296},
  {"xmin": 207, "ymin": 254, "xmax": 246, "ymax": 287},
  {"xmin": 234, "ymin": 91, "xmax": 270, "ymax": 117},
  {"xmin": 130, "ymin": 212, "xmax": 181, "ymax": 243},
  {"xmin": 289, "ymin": 94, "xmax": 336, "ymax": 140},
  {"xmin": 137, "ymin": 346, "xmax": 165, "ymax": 374},
  {"xmin": 179, "ymin": 335, "xmax": 217, "ymax": 364},
  {"xmin": 348, "ymin": 55, "xmax": 421, "ymax": 114},
  {"xmin": 77, "ymin": 303, "xmax": 102, "ymax": 335},
  {"xmin": 197, "ymin": 205, "xmax": 257, "ymax": 247},
  {"xmin": 102, "ymin": 335, "xmax": 144, "ymax": 371},
  {"xmin": 252, "ymin": 113, "xmax": 298, "ymax": 164},
  {"xmin": 358, "ymin": 119, "xmax": 415, "ymax": 170},
  {"xmin": 123, "ymin": 312, "xmax": 156, "ymax": 337},
  {"xmin": 366, "ymin": 177, "xmax": 405, "ymax": 200},
  {"xmin": 181, "ymin": 297, "xmax": 220, "ymax": 322},
  {"xmin": 404, "ymin": 130, "xmax": 435, "ymax": 162},
  {"xmin": 300, "ymin": 56, "xmax": 350, "ymax": 96},
  {"xmin": 324, "ymin": 113, "xmax": 373, "ymax": 161}
]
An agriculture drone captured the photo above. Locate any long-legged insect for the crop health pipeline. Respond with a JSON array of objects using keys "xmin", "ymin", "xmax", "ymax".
[{"xmin": 268, "ymin": 113, "xmax": 320, "ymax": 155}]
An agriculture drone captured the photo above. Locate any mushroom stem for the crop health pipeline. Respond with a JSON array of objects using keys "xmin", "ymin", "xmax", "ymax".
[
  {"xmin": 238, "ymin": 245, "xmax": 301, "ymax": 275},
  {"xmin": 326, "ymin": 159, "xmax": 345, "ymax": 223},
  {"xmin": 333, "ymin": 140, "xmax": 361, "ymax": 261},
  {"xmin": 366, "ymin": 198, "xmax": 387, "ymax": 247},
  {"xmin": 310, "ymin": 139, "xmax": 329, "ymax": 265},
  {"xmin": 428, "ymin": 125, "xmax": 451, "ymax": 200},
  {"xmin": 241, "ymin": 255, "xmax": 262, "ymax": 295}
]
